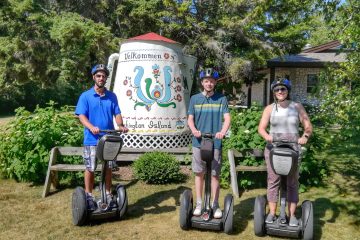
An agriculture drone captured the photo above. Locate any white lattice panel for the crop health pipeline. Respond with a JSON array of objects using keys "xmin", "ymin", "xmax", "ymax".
[{"xmin": 121, "ymin": 133, "xmax": 192, "ymax": 148}]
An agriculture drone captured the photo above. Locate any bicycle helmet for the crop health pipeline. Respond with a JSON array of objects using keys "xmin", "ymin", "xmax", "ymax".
[
  {"xmin": 271, "ymin": 78, "xmax": 291, "ymax": 91},
  {"xmin": 91, "ymin": 64, "xmax": 109, "ymax": 76},
  {"xmin": 199, "ymin": 68, "xmax": 220, "ymax": 81}
]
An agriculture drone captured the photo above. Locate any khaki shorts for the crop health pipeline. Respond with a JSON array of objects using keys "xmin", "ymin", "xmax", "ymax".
[
  {"xmin": 83, "ymin": 146, "xmax": 115, "ymax": 172},
  {"xmin": 192, "ymin": 147, "xmax": 222, "ymax": 176}
]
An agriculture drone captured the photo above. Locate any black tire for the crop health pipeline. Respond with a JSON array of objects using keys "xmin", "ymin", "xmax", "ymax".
[
  {"xmin": 302, "ymin": 200, "xmax": 314, "ymax": 240},
  {"xmin": 72, "ymin": 186, "xmax": 88, "ymax": 226},
  {"xmin": 223, "ymin": 194, "xmax": 234, "ymax": 234},
  {"xmin": 116, "ymin": 184, "xmax": 128, "ymax": 220},
  {"xmin": 179, "ymin": 189, "xmax": 193, "ymax": 230},
  {"xmin": 254, "ymin": 195, "xmax": 266, "ymax": 236}
]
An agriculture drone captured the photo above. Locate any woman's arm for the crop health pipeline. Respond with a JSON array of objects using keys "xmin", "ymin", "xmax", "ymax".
[
  {"xmin": 258, "ymin": 105, "xmax": 273, "ymax": 143},
  {"xmin": 296, "ymin": 103, "xmax": 313, "ymax": 145}
]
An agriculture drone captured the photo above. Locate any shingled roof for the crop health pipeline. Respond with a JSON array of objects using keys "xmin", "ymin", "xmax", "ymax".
[{"xmin": 268, "ymin": 40, "xmax": 347, "ymax": 68}]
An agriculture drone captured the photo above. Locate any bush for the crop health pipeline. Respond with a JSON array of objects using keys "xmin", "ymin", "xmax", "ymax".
[
  {"xmin": 0, "ymin": 101, "xmax": 83, "ymax": 183},
  {"xmin": 133, "ymin": 151, "xmax": 185, "ymax": 184},
  {"xmin": 222, "ymin": 104, "xmax": 266, "ymax": 189}
]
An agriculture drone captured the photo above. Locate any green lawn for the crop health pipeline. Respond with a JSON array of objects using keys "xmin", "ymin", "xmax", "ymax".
[{"xmin": 0, "ymin": 126, "xmax": 359, "ymax": 239}]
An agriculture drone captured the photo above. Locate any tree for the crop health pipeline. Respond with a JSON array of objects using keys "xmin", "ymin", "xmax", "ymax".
[
  {"xmin": 314, "ymin": 0, "xmax": 360, "ymax": 139},
  {"xmin": 0, "ymin": 0, "xmax": 117, "ymax": 111},
  {"xmin": 0, "ymin": 0, "xmax": 331, "ymax": 112}
]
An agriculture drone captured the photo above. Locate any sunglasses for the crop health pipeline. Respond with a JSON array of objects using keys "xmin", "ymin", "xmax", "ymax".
[
  {"xmin": 273, "ymin": 87, "xmax": 288, "ymax": 93},
  {"xmin": 95, "ymin": 74, "xmax": 106, "ymax": 78}
]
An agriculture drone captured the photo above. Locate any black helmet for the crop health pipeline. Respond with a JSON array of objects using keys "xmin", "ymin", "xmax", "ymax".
[
  {"xmin": 199, "ymin": 68, "xmax": 220, "ymax": 81},
  {"xmin": 271, "ymin": 78, "xmax": 291, "ymax": 91},
  {"xmin": 91, "ymin": 64, "xmax": 109, "ymax": 76}
]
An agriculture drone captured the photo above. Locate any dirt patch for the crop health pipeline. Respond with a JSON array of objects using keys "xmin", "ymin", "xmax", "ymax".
[{"xmin": 113, "ymin": 166, "xmax": 134, "ymax": 181}]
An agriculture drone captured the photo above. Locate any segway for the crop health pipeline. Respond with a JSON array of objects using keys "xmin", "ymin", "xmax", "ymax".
[
  {"xmin": 72, "ymin": 130, "xmax": 128, "ymax": 226},
  {"xmin": 179, "ymin": 133, "xmax": 233, "ymax": 234},
  {"xmin": 253, "ymin": 140, "xmax": 313, "ymax": 239}
]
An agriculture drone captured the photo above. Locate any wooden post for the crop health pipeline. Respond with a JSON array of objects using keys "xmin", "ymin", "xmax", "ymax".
[
  {"xmin": 42, "ymin": 147, "xmax": 59, "ymax": 198},
  {"xmin": 228, "ymin": 149, "xmax": 239, "ymax": 197}
]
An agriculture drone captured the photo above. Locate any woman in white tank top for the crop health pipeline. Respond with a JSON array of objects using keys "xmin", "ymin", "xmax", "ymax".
[{"xmin": 258, "ymin": 78, "xmax": 313, "ymax": 226}]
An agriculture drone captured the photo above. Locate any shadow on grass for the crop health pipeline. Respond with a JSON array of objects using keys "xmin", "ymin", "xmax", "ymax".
[
  {"xmin": 312, "ymin": 197, "xmax": 340, "ymax": 240},
  {"xmin": 126, "ymin": 185, "xmax": 191, "ymax": 219},
  {"xmin": 232, "ymin": 196, "xmax": 256, "ymax": 234},
  {"xmin": 322, "ymin": 137, "xmax": 360, "ymax": 196}
]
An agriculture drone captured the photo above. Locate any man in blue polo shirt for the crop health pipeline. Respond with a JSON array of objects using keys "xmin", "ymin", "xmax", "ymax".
[
  {"xmin": 188, "ymin": 68, "xmax": 231, "ymax": 219},
  {"xmin": 75, "ymin": 64, "xmax": 128, "ymax": 210}
]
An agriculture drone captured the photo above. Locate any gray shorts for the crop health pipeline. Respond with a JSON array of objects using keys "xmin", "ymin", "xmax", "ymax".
[
  {"xmin": 192, "ymin": 147, "xmax": 222, "ymax": 176},
  {"xmin": 83, "ymin": 146, "xmax": 114, "ymax": 172}
]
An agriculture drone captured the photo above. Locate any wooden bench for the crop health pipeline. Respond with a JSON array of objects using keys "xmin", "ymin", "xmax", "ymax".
[
  {"xmin": 43, "ymin": 146, "xmax": 265, "ymax": 198},
  {"xmin": 42, "ymin": 146, "xmax": 191, "ymax": 198},
  {"xmin": 227, "ymin": 149, "xmax": 266, "ymax": 198}
]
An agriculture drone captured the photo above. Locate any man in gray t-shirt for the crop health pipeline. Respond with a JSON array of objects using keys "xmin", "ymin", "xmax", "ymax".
[{"xmin": 187, "ymin": 68, "xmax": 231, "ymax": 219}]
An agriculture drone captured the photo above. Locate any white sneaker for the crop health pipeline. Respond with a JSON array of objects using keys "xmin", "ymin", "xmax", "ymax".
[
  {"xmin": 213, "ymin": 207, "xmax": 222, "ymax": 219},
  {"xmin": 193, "ymin": 202, "xmax": 202, "ymax": 216}
]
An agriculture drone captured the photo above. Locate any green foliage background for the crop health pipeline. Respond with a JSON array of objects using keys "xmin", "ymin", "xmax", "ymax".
[
  {"xmin": 0, "ymin": 102, "xmax": 83, "ymax": 183},
  {"xmin": 0, "ymin": 0, "xmax": 335, "ymax": 113}
]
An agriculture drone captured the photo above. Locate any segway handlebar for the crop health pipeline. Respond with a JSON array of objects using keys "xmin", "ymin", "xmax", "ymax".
[
  {"xmin": 201, "ymin": 133, "xmax": 215, "ymax": 138},
  {"xmin": 271, "ymin": 137, "xmax": 301, "ymax": 145},
  {"xmin": 99, "ymin": 129, "xmax": 125, "ymax": 134}
]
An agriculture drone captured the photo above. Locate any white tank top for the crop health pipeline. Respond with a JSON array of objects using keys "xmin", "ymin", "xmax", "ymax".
[{"xmin": 269, "ymin": 101, "xmax": 299, "ymax": 134}]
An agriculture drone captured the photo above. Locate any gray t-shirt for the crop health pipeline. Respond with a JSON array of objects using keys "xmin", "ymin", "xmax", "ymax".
[
  {"xmin": 270, "ymin": 101, "xmax": 299, "ymax": 138},
  {"xmin": 188, "ymin": 92, "xmax": 229, "ymax": 149}
]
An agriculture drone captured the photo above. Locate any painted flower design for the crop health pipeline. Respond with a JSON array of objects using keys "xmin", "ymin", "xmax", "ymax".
[
  {"xmin": 176, "ymin": 94, "xmax": 182, "ymax": 102},
  {"xmin": 164, "ymin": 53, "xmax": 170, "ymax": 59},
  {"xmin": 153, "ymin": 90, "xmax": 161, "ymax": 99},
  {"xmin": 123, "ymin": 79, "xmax": 128, "ymax": 85},
  {"xmin": 176, "ymin": 77, "xmax": 181, "ymax": 83},
  {"xmin": 126, "ymin": 90, "xmax": 132, "ymax": 96},
  {"xmin": 176, "ymin": 85, "xmax": 182, "ymax": 92},
  {"xmin": 152, "ymin": 64, "xmax": 160, "ymax": 78}
]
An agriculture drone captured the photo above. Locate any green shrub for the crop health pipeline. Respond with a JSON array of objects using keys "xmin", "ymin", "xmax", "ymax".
[
  {"xmin": 0, "ymin": 101, "xmax": 83, "ymax": 183},
  {"xmin": 298, "ymin": 131, "xmax": 329, "ymax": 192},
  {"xmin": 133, "ymin": 151, "xmax": 185, "ymax": 184},
  {"xmin": 222, "ymin": 104, "xmax": 266, "ymax": 189}
]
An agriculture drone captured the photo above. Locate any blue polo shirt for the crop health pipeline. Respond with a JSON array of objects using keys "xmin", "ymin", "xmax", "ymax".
[
  {"xmin": 188, "ymin": 92, "xmax": 229, "ymax": 149},
  {"xmin": 75, "ymin": 87, "xmax": 121, "ymax": 145}
]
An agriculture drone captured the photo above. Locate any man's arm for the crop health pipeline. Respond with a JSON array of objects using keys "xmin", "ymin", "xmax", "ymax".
[
  {"xmin": 188, "ymin": 114, "xmax": 201, "ymax": 138},
  {"xmin": 215, "ymin": 113, "xmax": 231, "ymax": 139},
  {"xmin": 115, "ymin": 114, "xmax": 129, "ymax": 133},
  {"xmin": 78, "ymin": 114, "xmax": 100, "ymax": 135}
]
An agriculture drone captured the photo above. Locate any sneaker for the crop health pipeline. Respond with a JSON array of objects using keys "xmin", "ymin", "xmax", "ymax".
[
  {"xmin": 86, "ymin": 194, "xmax": 96, "ymax": 211},
  {"xmin": 106, "ymin": 193, "xmax": 114, "ymax": 206},
  {"xmin": 265, "ymin": 213, "xmax": 276, "ymax": 224},
  {"xmin": 289, "ymin": 216, "xmax": 299, "ymax": 227},
  {"xmin": 193, "ymin": 202, "xmax": 202, "ymax": 216},
  {"xmin": 213, "ymin": 207, "xmax": 222, "ymax": 219}
]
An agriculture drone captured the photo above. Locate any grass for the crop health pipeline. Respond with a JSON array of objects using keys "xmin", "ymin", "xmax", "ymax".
[{"xmin": 0, "ymin": 116, "xmax": 359, "ymax": 239}]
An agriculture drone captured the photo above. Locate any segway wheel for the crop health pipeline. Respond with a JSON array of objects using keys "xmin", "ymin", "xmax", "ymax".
[
  {"xmin": 179, "ymin": 189, "xmax": 193, "ymax": 230},
  {"xmin": 254, "ymin": 195, "xmax": 266, "ymax": 236},
  {"xmin": 301, "ymin": 200, "xmax": 314, "ymax": 240},
  {"xmin": 223, "ymin": 194, "xmax": 234, "ymax": 234},
  {"xmin": 72, "ymin": 186, "xmax": 88, "ymax": 226},
  {"xmin": 116, "ymin": 184, "xmax": 128, "ymax": 220}
]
